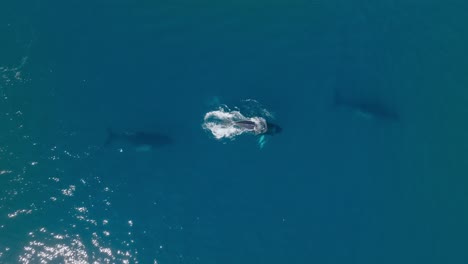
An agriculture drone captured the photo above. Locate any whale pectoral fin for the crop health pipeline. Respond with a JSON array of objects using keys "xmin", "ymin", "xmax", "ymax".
[
  {"xmin": 135, "ymin": 145, "xmax": 153, "ymax": 152},
  {"xmin": 258, "ymin": 135, "xmax": 267, "ymax": 149},
  {"xmin": 354, "ymin": 110, "xmax": 374, "ymax": 120}
]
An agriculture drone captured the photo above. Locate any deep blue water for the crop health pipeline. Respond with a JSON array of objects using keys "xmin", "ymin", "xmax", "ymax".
[{"xmin": 1, "ymin": 0, "xmax": 468, "ymax": 263}]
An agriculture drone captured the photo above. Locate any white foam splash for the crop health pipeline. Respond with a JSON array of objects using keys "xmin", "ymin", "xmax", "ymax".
[{"xmin": 202, "ymin": 107, "xmax": 267, "ymax": 140}]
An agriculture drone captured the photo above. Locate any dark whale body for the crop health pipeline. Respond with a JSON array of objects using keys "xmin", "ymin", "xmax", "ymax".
[
  {"xmin": 234, "ymin": 120, "xmax": 282, "ymax": 135},
  {"xmin": 334, "ymin": 90, "xmax": 399, "ymax": 121},
  {"xmin": 235, "ymin": 120, "xmax": 256, "ymax": 130},
  {"xmin": 104, "ymin": 129, "xmax": 173, "ymax": 150}
]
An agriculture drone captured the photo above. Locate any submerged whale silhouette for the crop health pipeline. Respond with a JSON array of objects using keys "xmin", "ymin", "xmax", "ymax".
[
  {"xmin": 334, "ymin": 90, "xmax": 399, "ymax": 121},
  {"xmin": 104, "ymin": 128, "xmax": 173, "ymax": 151}
]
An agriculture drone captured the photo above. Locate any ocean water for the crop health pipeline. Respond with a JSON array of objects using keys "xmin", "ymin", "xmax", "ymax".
[{"xmin": 1, "ymin": 0, "xmax": 468, "ymax": 263}]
